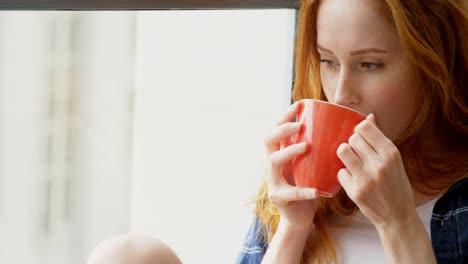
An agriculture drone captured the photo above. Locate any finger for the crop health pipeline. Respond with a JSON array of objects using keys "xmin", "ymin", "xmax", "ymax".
[
  {"xmin": 354, "ymin": 114, "xmax": 393, "ymax": 155},
  {"xmin": 337, "ymin": 168, "xmax": 355, "ymax": 198},
  {"xmin": 276, "ymin": 101, "xmax": 300, "ymax": 126},
  {"xmin": 268, "ymin": 142, "xmax": 308, "ymax": 185},
  {"xmin": 337, "ymin": 143, "xmax": 364, "ymax": 176},
  {"xmin": 280, "ymin": 133, "xmax": 294, "ymax": 150},
  {"xmin": 283, "ymin": 186, "xmax": 319, "ymax": 201},
  {"xmin": 265, "ymin": 122, "xmax": 303, "ymax": 154},
  {"xmin": 269, "ymin": 142, "xmax": 308, "ymax": 170},
  {"xmin": 347, "ymin": 132, "xmax": 377, "ymax": 166}
]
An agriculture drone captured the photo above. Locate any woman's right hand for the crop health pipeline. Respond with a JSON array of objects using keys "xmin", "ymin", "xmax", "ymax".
[{"xmin": 264, "ymin": 101, "xmax": 322, "ymax": 231}]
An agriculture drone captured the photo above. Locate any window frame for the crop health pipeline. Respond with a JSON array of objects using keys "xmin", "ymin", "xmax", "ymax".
[{"xmin": 0, "ymin": 0, "xmax": 298, "ymax": 10}]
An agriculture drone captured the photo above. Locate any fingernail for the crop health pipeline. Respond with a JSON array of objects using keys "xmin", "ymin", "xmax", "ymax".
[
  {"xmin": 308, "ymin": 189, "xmax": 317, "ymax": 197},
  {"xmin": 337, "ymin": 168, "xmax": 345, "ymax": 177},
  {"xmin": 316, "ymin": 190, "xmax": 333, "ymax": 198},
  {"xmin": 296, "ymin": 142, "xmax": 305, "ymax": 149},
  {"xmin": 366, "ymin": 113, "xmax": 374, "ymax": 120}
]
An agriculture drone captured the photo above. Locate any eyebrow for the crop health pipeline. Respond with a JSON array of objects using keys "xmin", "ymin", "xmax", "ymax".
[{"xmin": 317, "ymin": 44, "xmax": 388, "ymax": 55}]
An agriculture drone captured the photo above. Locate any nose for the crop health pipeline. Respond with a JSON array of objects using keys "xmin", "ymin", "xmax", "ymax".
[{"xmin": 333, "ymin": 68, "xmax": 360, "ymax": 108}]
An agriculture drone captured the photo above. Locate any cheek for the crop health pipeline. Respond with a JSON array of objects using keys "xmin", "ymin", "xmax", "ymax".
[
  {"xmin": 320, "ymin": 69, "xmax": 336, "ymax": 102},
  {"xmin": 371, "ymin": 82, "xmax": 418, "ymax": 141}
]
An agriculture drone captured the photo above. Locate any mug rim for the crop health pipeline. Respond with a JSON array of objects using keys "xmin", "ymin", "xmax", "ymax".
[{"xmin": 299, "ymin": 99, "xmax": 366, "ymax": 117}]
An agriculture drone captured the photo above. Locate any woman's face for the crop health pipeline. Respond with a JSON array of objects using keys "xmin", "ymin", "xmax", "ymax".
[{"xmin": 316, "ymin": 0, "xmax": 418, "ymax": 141}]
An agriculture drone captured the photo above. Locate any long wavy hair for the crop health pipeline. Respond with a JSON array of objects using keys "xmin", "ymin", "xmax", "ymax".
[{"xmin": 254, "ymin": 0, "xmax": 468, "ymax": 263}]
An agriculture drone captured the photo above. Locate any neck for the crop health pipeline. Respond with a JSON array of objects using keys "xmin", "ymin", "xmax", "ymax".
[
  {"xmin": 413, "ymin": 189, "xmax": 441, "ymax": 207},
  {"xmin": 407, "ymin": 126, "xmax": 446, "ymax": 206}
]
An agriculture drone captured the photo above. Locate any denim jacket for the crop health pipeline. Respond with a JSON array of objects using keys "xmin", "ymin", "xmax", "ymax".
[
  {"xmin": 431, "ymin": 177, "xmax": 468, "ymax": 263},
  {"xmin": 236, "ymin": 178, "xmax": 468, "ymax": 264}
]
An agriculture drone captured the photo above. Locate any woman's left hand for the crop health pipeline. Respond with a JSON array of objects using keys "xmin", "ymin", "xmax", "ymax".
[{"xmin": 336, "ymin": 113, "xmax": 417, "ymax": 230}]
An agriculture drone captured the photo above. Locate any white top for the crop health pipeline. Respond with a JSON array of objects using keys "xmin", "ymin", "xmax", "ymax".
[{"xmin": 329, "ymin": 198, "xmax": 438, "ymax": 264}]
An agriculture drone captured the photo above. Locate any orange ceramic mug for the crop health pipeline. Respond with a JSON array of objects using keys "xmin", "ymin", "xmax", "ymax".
[{"xmin": 291, "ymin": 99, "xmax": 365, "ymax": 197}]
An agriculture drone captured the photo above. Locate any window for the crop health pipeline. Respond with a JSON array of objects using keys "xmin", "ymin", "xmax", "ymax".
[
  {"xmin": 0, "ymin": 3, "xmax": 297, "ymax": 263},
  {"xmin": 0, "ymin": 11, "xmax": 135, "ymax": 263}
]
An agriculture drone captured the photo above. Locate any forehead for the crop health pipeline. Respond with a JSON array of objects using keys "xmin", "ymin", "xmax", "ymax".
[{"xmin": 316, "ymin": 0, "xmax": 400, "ymax": 52}]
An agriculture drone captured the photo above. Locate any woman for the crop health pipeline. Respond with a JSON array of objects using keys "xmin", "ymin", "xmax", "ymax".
[
  {"xmin": 237, "ymin": 0, "xmax": 468, "ymax": 263},
  {"xmin": 87, "ymin": 0, "xmax": 467, "ymax": 263}
]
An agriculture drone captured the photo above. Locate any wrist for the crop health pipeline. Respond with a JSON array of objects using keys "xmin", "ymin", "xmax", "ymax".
[
  {"xmin": 375, "ymin": 211, "xmax": 423, "ymax": 241},
  {"xmin": 278, "ymin": 217, "xmax": 315, "ymax": 235},
  {"xmin": 375, "ymin": 212, "xmax": 436, "ymax": 264},
  {"xmin": 277, "ymin": 217, "xmax": 314, "ymax": 242},
  {"xmin": 262, "ymin": 217, "xmax": 314, "ymax": 263}
]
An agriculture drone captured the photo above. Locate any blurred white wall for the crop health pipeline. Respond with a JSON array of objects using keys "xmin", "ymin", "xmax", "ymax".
[
  {"xmin": 0, "ymin": 12, "xmax": 53, "ymax": 263},
  {"xmin": 0, "ymin": 11, "xmax": 135, "ymax": 264},
  {"xmin": 70, "ymin": 11, "xmax": 136, "ymax": 261},
  {"xmin": 130, "ymin": 10, "xmax": 296, "ymax": 263}
]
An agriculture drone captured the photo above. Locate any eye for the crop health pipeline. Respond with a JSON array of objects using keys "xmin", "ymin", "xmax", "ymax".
[
  {"xmin": 320, "ymin": 59, "xmax": 339, "ymax": 68},
  {"xmin": 360, "ymin": 62, "xmax": 384, "ymax": 70}
]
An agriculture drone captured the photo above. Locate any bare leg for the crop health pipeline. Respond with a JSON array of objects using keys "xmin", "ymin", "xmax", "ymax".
[{"xmin": 87, "ymin": 234, "xmax": 182, "ymax": 264}]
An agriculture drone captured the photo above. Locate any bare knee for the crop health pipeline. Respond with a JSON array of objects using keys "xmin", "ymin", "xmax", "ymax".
[{"xmin": 87, "ymin": 234, "xmax": 182, "ymax": 264}]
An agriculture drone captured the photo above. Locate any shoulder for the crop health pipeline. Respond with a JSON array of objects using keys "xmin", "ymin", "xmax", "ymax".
[
  {"xmin": 235, "ymin": 217, "xmax": 269, "ymax": 264},
  {"xmin": 432, "ymin": 177, "xmax": 468, "ymax": 219},
  {"xmin": 431, "ymin": 177, "xmax": 468, "ymax": 263}
]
